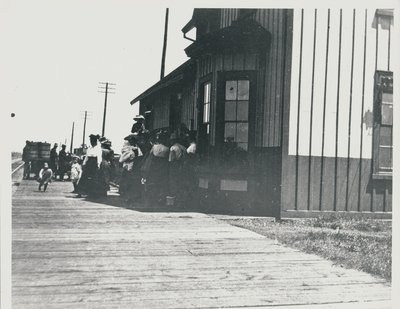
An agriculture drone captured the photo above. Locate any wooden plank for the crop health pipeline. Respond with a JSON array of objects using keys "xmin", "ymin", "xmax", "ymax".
[
  {"xmin": 321, "ymin": 157, "xmax": 336, "ymax": 211},
  {"xmin": 335, "ymin": 158, "xmax": 348, "ymax": 211},
  {"xmin": 359, "ymin": 159, "xmax": 372, "ymax": 212},
  {"xmin": 347, "ymin": 157, "xmax": 361, "ymax": 211},
  {"xmin": 12, "ymin": 179, "xmax": 391, "ymax": 308},
  {"xmin": 281, "ymin": 155, "xmax": 297, "ymax": 211},
  {"xmin": 296, "ymin": 156, "xmax": 310, "ymax": 210},
  {"xmin": 310, "ymin": 156, "xmax": 322, "ymax": 211}
]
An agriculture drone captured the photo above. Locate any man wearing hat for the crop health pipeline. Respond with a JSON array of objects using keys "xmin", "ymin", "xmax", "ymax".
[
  {"xmin": 22, "ymin": 140, "xmax": 31, "ymax": 179},
  {"xmin": 57, "ymin": 144, "xmax": 68, "ymax": 181},
  {"xmin": 131, "ymin": 115, "xmax": 146, "ymax": 134},
  {"xmin": 49, "ymin": 143, "xmax": 58, "ymax": 178}
]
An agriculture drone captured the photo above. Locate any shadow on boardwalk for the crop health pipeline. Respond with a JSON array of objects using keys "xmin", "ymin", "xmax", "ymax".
[{"xmin": 12, "ymin": 180, "xmax": 392, "ymax": 309}]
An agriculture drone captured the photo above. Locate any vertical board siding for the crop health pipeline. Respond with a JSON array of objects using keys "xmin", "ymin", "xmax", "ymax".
[
  {"xmin": 361, "ymin": 9, "xmax": 376, "ymax": 159},
  {"xmin": 181, "ymin": 84, "xmax": 196, "ymax": 130},
  {"xmin": 283, "ymin": 8, "xmax": 392, "ymax": 213},
  {"xmin": 268, "ymin": 10, "xmax": 277, "ymax": 146},
  {"xmin": 376, "ymin": 15, "xmax": 390, "ymax": 71},
  {"xmin": 287, "ymin": 9, "xmax": 392, "ymax": 159},
  {"xmin": 211, "ymin": 58, "xmax": 218, "ymax": 146},
  {"xmin": 257, "ymin": 9, "xmax": 286, "ymax": 147},
  {"xmin": 152, "ymin": 95, "xmax": 169, "ymax": 129}
]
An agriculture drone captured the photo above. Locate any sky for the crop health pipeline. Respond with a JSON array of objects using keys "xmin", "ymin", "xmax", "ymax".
[
  {"xmin": 2, "ymin": 0, "xmax": 398, "ymax": 154},
  {"xmin": 1, "ymin": 1, "xmax": 194, "ymax": 153}
]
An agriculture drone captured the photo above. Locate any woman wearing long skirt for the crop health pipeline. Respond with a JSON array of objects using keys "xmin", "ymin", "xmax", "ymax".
[{"xmin": 77, "ymin": 134, "xmax": 102, "ymax": 197}]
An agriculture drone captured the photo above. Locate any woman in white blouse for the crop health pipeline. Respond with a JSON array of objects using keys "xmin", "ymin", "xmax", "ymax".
[{"xmin": 77, "ymin": 134, "xmax": 103, "ymax": 197}]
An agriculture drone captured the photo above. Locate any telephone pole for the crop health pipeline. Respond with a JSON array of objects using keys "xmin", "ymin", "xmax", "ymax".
[
  {"xmin": 80, "ymin": 111, "xmax": 92, "ymax": 149},
  {"xmin": 70, "ymin": 122, "xmax": 75, "ymax": 153},
  {"xmin": 98, "ymin": 82, "xmax": 116, "ymax": 137},
  {"xmin": 160, "ymin": 8, "xmax": 169, "ymax": 80},
  {"xmin": 82, "ymin": 111, "xmax": 87, "ymax": 148}
]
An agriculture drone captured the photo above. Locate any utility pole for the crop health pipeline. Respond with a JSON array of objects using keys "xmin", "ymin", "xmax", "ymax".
[
  {"xmin": 160, "ymin": 8, "xmax": 169, "ymax": 80},
  {"xmin": 70, "ymin": 122, "xmax": 74, "ymax": 153},
  {"xmin": 82, "ymin": 111, "xmax": 87, "ymax": 148},
  {"xmin": 80, "ymin": 111, "xmax": 92, "ymax": 149},
  {"xmin": 98, "ymin": 82, "xmax": 116, "ymax": 137}
]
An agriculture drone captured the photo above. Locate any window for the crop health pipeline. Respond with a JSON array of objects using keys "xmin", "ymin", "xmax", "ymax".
[
  {"xmin": 203, "ymin": 82, "xmax": 211, "ymax": 133},
  {"xmin": 224, "ymin": 79, "xmax": 250, "ymax": 151},
  {"xmin": 198, "ymin": 81, "xmax": 212, "ymax": 155},
  {"xmin": 373, "ymin": 71, "xmax": 393, "ymax": 177}
]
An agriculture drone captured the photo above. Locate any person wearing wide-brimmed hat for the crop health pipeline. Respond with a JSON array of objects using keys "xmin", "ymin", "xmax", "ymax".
[
  {"xmin": 77, "ymin": 134, "xmax": 103, "ymax": 197},
  {"xmin": 131, "ymin": 115, "xmax": 146, "ymax": 135},
  {"xmin": 37, "ymin": 162, "xmax": 53, "ymax": 192}
]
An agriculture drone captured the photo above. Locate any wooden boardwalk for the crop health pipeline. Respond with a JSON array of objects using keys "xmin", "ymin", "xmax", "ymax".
[{"xmin": 12, "ymin": 180, "xmax": 391, "ymax": 308}]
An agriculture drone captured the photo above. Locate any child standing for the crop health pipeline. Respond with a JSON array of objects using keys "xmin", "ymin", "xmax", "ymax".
[
  {"xmin": 38, "ymin": 163, "xmax": 53, "ymax": 192},
  {"xmin": 70, "ymin": 157, "xmax": 82, "ymax": 193}
]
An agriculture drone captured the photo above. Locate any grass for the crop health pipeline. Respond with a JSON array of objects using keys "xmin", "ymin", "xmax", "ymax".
[{"xmin": 222, "ymin": 215, "xmax": 392, "ymax": 281}]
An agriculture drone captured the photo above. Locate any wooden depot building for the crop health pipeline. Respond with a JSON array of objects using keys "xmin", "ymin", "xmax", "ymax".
[{"xmin": 131, "ymin": 9, "xmax": 393, "ymax": 218}]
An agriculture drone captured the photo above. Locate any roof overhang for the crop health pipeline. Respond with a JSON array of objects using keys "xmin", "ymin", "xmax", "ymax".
[
  {"xmin": 130, "ymin": 60, "xmax": 194, "ymax": 105},
  {"xmin": 184, "ymin": 19, "xmax": 271, "ymax": 58}
]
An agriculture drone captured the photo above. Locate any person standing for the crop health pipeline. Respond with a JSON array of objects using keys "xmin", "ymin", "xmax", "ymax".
[
  {"xmin": 77, "ymin": 134, "xmax": 102, "ymax": 197},
  {"xmin": 70, "ymin": 157, "xmax": 82, "ymax": 193},
  {"xmin": 141, "ymin": 131, "xmax": 169, "ymax": 204},
  {"xmin": 98, "ymin": 138, "xmax": 114, "ymax": 197},
  {"xmin": 49, "ymin": 143, "xmax": 58, "ymax": 179},
  {"xmin": 37, "ymin": 162, "xmax": 53, "ymax": 192},
  {"xmin": 119, "ymin": 135, "xmax": 143, "ymax": 203},
  {"xmin": 184, "ymin": 131, "xmax": 198, "ymax": 204},
  {"xmin": 168, "ymin": 133, "xmax": 187, "ymax": 206},
  {"xmin": 131, "ymin": 115, "xmax": 146, "ymax": 134},
  {"xmin": 58, "ymin": 144, "xmax": 67, "ymax": 181},
  {"xmin": 22, "ymin": 140, "xmax": 31, "ymax": 179}
]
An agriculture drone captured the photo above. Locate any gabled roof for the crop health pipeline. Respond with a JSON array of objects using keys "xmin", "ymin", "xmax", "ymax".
[{"xmin": 130, "ymin": 60, "xmax": 194, "ymax": 105}]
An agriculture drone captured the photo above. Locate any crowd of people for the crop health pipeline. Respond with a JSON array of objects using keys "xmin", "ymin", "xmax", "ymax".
[
  {"xmin": 118, "ymin": 115, "xmax": 198, "ymax": 207},
  {"xmin": 24, "ymin": 114, "xmax": 198, "ymax": 207}
]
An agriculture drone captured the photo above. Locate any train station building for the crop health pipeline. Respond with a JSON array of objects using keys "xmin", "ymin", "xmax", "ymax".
[{"xmin": 131, "ymin": 8, "xmax": 393, "ymax": 218}]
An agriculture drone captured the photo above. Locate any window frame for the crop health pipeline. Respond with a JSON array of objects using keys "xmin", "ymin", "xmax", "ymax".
[
  {"xmin": 216, "ymin": 71, "xmax": 257, "ymax": 153},
  {"xmin": 198, "ymin": 75, "xmax": 213, "ymax": 156},
  {"xmin": 372, "ymin": 70, "xmax": 393, "ymax": 179}
]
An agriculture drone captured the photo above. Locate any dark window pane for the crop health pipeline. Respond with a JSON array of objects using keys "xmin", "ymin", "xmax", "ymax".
[
  {"xmin": 379, "ymin": 126, "xmax": 392, "ymax": 146},
  {"xmin": 381, "ymin": 103, "xmax": 393, "ymax": 125},
  {"xmin": 224, "ymin": 123, "xmax": 236, "ymax": 141},
  {"xmin": 237, "ymin": 100, "xmax": 249, "ymax": 121},
  {"xmin": 379, "ymin": 147, "xmax": 392, "ymax": 170},
  {"xmin": 238, "ymin": 80, "xmax": 250, "ymax": 100},
  {"xmin": 236, "ymin": 123, "xmax": 248, "ymax": 143},
  {"xmin": 225, "ymin": 81, "xmax": 238, "ymax": 100},
  {"xmin": 225, "ymin": 101, "xmax": 236, "ymax": 121}
]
